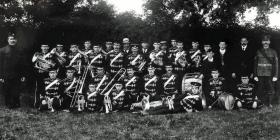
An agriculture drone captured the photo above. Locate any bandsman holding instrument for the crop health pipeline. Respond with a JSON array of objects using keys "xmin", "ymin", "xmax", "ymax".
[
  {"xmin": 86, "ymin": 83, "xmax": 102, "ymax": 112},
  {"xmin": 161, "ymin": 63, "xmax": 179, "ymax": 97},
  {"xmin": 88, "ymin": 45, "xmax": 107, "ymax": 77},
  {"xmin": 125, "ymin": 44, "xmax": 145, "ymax": 74},
  {"xmin": 107, "ymin": 43, "xmax": 125, "ymax": 76},
  {"xmin": 123, "ymin": 66, "xmax": 141, "ymax": 108},
  {"xmin": 188, "ymin": 41, "xmax": 202, "ymax": 72},
  {"xmin": 105, "ymin": 41, "xmax": 113, "ymax": 54},
  {"xmin": 32, "ymin": 44, "xmax": 58, "ymax": 108},
  {"xmin": 168, "ymin": 39, "xmax": 178, "ymax": 59},
  {"xmin": 143, "ymin": 65, "xmax": 161, "ymax": 102},
  {"xmin": 173, "ymin": 41, "xmax": 189, "ymax": 78},
  {"xmin": 149, "ymin": 42, "xmax": 166, "ymax": 75},
  {"xmin": 61, "ymin": 67, "xmax": 79, "ymax": 112},
  {"xmin": 67, "ymin": 44, "xmax": 85, "ymax": 75},
  {"xmin": 202, "ymin": 45, "xmax": 212, "ymax": 61},
  {"xmin": 123, "ymin": 38, "xmax": 131, "ymax": 55},
  {"xmin": 39, "ymin": 68, "xmax": 63, "ymax": 112}
]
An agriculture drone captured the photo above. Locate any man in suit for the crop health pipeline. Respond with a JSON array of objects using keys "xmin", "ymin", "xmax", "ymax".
[
  {"xmin": 231, "ymin": 37, "xmax": 255, "ymax": 81},
  {"xmin": 0, "ymin": 33, "xmax": 26, "ymax": 108}
]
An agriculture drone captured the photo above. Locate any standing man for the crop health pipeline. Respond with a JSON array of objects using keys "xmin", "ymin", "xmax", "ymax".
[
  {"xmin": 123, "ymin": 38, "xmax": 131, "ymax": 55},
  {"xmin": 232, "ymin": 37, "xmax": 255, "ymax": 81},
  {"xmin": 0, "ymin": 33, "xmax": 26, "ymax": 108},
  {"xmin": 254, "ymin": 35, "xmax": 278, "ymax": 107}
]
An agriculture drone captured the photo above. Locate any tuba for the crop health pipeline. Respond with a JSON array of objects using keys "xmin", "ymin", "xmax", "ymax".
[{"xmin": 32, "ymin": 53, "xmax": 56, "ymax": 72}]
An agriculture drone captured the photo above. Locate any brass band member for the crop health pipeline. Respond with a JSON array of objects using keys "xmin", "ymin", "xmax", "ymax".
[
  {"xmin": 61, "ymin": 67, "xmax": 79, "ymax": 112},
  {"xmin": 189, "ymin": 41, "xmax": 202, "ymax": 72},
  {"xmin": 39, "ymin": 68, "xmax": 63, "ymax": 112},
  {"xmin": 107, "ymin": 43, "xmax": 125, "ymax": 76},
  {"xmin": 32, "ymin": 44, "xmax": 57, "ymax": 108},
  {"xmin": 160, "ymin": 63, "xmax": 179, "ymax": 98},
  {"xmin": 149, "ymin": 42, "xmax": 165, "ymax": 75},
  {"xmin": 105, "ymin": 41, "xmax": 113, "ymax": 54},
  {"xmin": 202, "ymin": 45, "xmax": 212, "ymax": 61},
  {"xmin": 235, "ymin": 75, "xmax": 262, "ymax": 109},
  {"xmin": 173, "ymin": 41, "xmax": 188, "ymax": 78},
  {"xmin": 123, "ymin": 66, "xmax": 141, "ymax": 107},
  {"xmin": 143, "ymin": 65, "xmax": 161, "ymax": 101},
  {"xmin": 86, "ymin": 83, "xmax": 102, "ymax": 112},
  {"xmin": 168, "ymin": 39, "xmax": 178, "ymax": 59},
  {"xmin": 123, "ymin": 38, "xmax": 131, "ymax": 55},
  {"xmin": 55, "ymin": 44, "xmax": 67, "ymax": 78},
  {"xmin": 125, "ymin": 44, "xmax": 145, "ymax": 74},
  {"xmin": 110, "ymin": 81, "xmax": 126, "ymax": 112},
  {"xmin": 83, "ymin": 41, "xmax": 93, "ymax": 53},
  {"xmin": 67, "ymin": 44, "xmax": 84, "ymax": 75},
  {"xmin": 88, "ymin": 45, "xmax": 107, "ymax": 77}
]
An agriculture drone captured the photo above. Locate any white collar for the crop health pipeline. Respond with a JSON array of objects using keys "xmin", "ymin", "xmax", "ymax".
[
  {"xmin": 220, "ymin": 49, "xmax": 226, "ymax": 54},
  {"xmin": 208, "ymin": 57, "xmax": 214, "ymax": 62},
  {"xmin": 242, "ymin": 45, "xmax": 247, "ymax": 50}
]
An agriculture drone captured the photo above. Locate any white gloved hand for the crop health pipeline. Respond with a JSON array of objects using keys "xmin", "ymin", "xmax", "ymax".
[
  {"xmin": 0, "ymin": 79, "xmax": 4, "ymax": 83},
  {"xmin": 254, "ymin": 77, "xmax": 259, "ymax": 82},
  {"xmin": 272, "ymin": 77, "xmax": 278, "ymax": 82},
  {"xmin": 232, "ymin": 73, "xmax": 236, "ymax": 78}
]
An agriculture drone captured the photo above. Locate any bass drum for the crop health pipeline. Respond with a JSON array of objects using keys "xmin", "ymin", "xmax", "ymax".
[{"xmin": 217, "ymin": 93, "xmax": 235, "ymax": 110}]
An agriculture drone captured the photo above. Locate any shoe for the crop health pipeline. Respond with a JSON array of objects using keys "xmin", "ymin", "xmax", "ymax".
[{"xmin": 63, "ymin": 109, "xmax": 70, "ymax": 112}]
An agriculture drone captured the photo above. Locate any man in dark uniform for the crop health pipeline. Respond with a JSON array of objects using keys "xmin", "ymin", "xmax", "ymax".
[
  {"xmin": 123, "ymin": 66, "xmax": 141, "ymax": 108},
  {"xmin": 125, "ymin": 44, "xmax": 145, "ymax": 75},
  {"xmin": 254, "ymin": 35, "xmax": 278, "ymax": 107},
  {"xmin": 0, "ymin": 33, "xmax": 26, "ymax": 108},
  {"xmin": 143, "ymin": 65, "xmax": 161, "ymax": 101},
  {"xmin": 67, "ymin": 44, "xmax": 84, "ymax": 75},
  {"xmin": 149, "ymin": 42, "xmax": 166, "ymax": 75},
  {"xmin": 83, "ymin": 41, "xmax": 93, "ymax": 54},
  {"xmin": 160, "ymin": 63, "xmax": 179, "ymax": 98},
  {"xmin": 88, "ymin": 45, "xmax": 107, "ymax": 78},
  {"xmin": 169, "ymin": 39, "xmax": 177, "ymax": 59},
  {"xmin": 205, "ymin": 69, "xmax": 226, "ymax": 107},
  {"xmin": 123, "ymin": 38, "xmax": 131, "ymax": 55},
  {"xmin": 173, "ymin": 41, "xmax": 189, "ymax": 79},
  {"xmin": 188, "ymin": 41, "xmax": 202, "ymax": 72},
  {"xmin": 39, "ymin": 68, "xmax": 63, "ymax": 112},
  {"xmin": 235, "ymin": 75, "xmax": 262, "ymax": 109},
  {"xmin": 61, "ymin": 67, "xmax": 79, "ymax": 112},
  {"xmin": 54, "ymin": 44, "xmax": 67, "ymax": 78},
  {"xmin": 141, "ymin": 42, "xmax": 151, "ymax": 60},
  {"xmin": 107, "ymin": 43, "xmax": 125, "ymax": 76}
]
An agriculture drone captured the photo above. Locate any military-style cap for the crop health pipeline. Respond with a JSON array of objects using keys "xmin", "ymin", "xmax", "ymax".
[
  {"xmin": 171, "ymin": 39, "xmax": 176, "ymax": 42},
  {"xmin": 41, "ymin": 44, "xmax": 49, "ymax": 47},
  {"xmin": 49, "ymin": 67, "xmax": 58, "ymax": 72},
  {"xmin": 115, "ymin": 81, "xmax": 123, "ymax": 86},
  {"xmin": 160, "ymin": 41, "xmax": 167, "ymax": 45},
  {"xmin": 106, "ymin": 41, "xmax": 113, "ymax": 45},
  {"xmin": 123, "ymin": 38, "xmax": 130, "ymax": 43},
  {"xmin": 89, "ymin": 83, "xmax": 96, "ymax": 87},
  {"xmin": 211, "ymin": 68, "xmax": 219, "ymax": 72},
  {"xmin": 126, "ymin": 65, "xmax": 135, "ymax": 71},
  {"xmin": 153, "ymin": 42, "xmax": 160, "ymax": 45},
  {"xmin": 191, "ymin": 82, "xmax": 201, "ymax": 87},
  {"xmin": 66, "ymin": 67, "xmax": 76, "ymax": 73},
  {"xmin": 131, "ymin": 44, "xmax": 139, "ymax": 48},
  {"xmin": 8, "ymin": 33, "xmax": 15, "ymax": 38},
  {"xmin": 56, "ymin": 44, "xmax": 63, "ymax": 47},
  {"xmin": 165, "ymin": 62, "xmax": 173, "ymax": 68}
]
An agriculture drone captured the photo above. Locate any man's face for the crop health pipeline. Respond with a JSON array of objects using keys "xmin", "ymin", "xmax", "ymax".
[
  {"xmin": 148, "ymin": 68, "xmax": 155, "ymax": 75},
  {"xmin": 211, "ymin": 71, "xmax": 219, "ymax": 79},
  {"xmin": 161, "ymin": 45, "xmax": 167, "ymax": 50},
  {"xmin": 113, "ymin": 45, "xmax": 120, "ymax": 52},
  {"xmin": 192, "ymin": 42, "xmax": 199, "ymax": 49},
  {"xmin": 49, "ymin": 71, "xmax": 58, "ymax": 79},
  {"xmin": 56, "ymin": 46, "xmax": 63, "ymax": 51},
  {"xmin": 204, "ymin": 46, "xmax": 210, "ymax": 52},
  {"xmin": 132, "ymin": 47, "xmax": 138, "ymax": 53},
  {"xmin": 123, "ymin": 43, "xmax": 130, "ymax": 48},
  {"xmin": 177, "ymin": 43, "xmax": 183, "ymax": 50},
  {"xmin": 262, "ymin": 40, "xmax": 270, "ymax": 48},
  {"xmin": 171, "ymin": 41, "xmax": 177, "ymax": 47},
  {"xmin": 8, "ymin": 36, "xmax": 17, "ymax": 46},
  {"xmin": 165, "ymin": 66, "xmax": 173, "ymax": 73},
  {"xmin": 240, "ymin": 38, "xmax": 248, "ymax": 46},
  {"xmin": 127, "ymin": 69, "xmax": 134, "ymax": 76},
  {"xmin": 93, "ymin": 46, "xmax": 101, "ymax": 53},
  {"xmin": 115, "ymin": 84, "xmax": 123, "ymax": 91},
  {"xmin": 66, "ymin": 70, "xmax": 74, "ymax": 78},
  {"xmin": 142, "ymin": 43, "xmax": 149, "ymax": 49},
  {"xmin": 84, "ymin": 42, "xmax": 91, "ymax": 50},
  {"xmin": 41, "ymin": 46, "xmax": 49, "ymax": 53},
  {"xmin": 192, "ymin": 86, "xmax": 199, "ymax": 94},
  {"xmin": 106, "ymin": 44, "xmax": 112, "ymax": 50},
  {"xmin": 89, "ymin": 86, "xmax": 96, "ymax": 92},
  {"xmin": 96, "ymin": 68, "xmax": 104, "ymax": 75},
  {"xmin": 219, "ymin": 42, "xmax": 226, "ymax": 50},
  {"xmin": 207, "ymin": 51, "xmax": 214, "ymax": 58},
  {"xmin": 70, "ymin": 46, "xmax": 78, "ymax": 52},
  {"xmin": 241, "ymin": 77, "xmax": 249, "ymax": 84},
  {"xmin": 153, "ymin": 43, "xmax": 160, "ymax": 50}
]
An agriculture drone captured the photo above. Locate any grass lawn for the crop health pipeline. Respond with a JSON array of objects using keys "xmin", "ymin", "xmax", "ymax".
[{"xmin": 0, "ymin": 105, "xmax": 279, "ymax": 140}]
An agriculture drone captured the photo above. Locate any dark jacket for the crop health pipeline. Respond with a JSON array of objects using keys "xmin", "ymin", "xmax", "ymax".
[{"xmin": 0, "ymin": 45, "xmax": 25, "ymax": 79}]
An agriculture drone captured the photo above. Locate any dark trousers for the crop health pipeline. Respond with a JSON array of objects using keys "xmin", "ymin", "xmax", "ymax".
[
  {"xmin": 257, "ymin": 76, "xmax": 276, "ymax": 104},
  {"xmin": 1, "ymin": 77, "xmax": 21, "ymax": 108},
  {"xmin": 34, "ymin": 72, "xmax": 48, "ymax": 108}
]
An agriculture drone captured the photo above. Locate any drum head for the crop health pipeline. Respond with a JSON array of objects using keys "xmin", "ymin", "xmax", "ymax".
[{"xmin": 218, "ymin": 93, "xmax": 235, "ymax": 111}]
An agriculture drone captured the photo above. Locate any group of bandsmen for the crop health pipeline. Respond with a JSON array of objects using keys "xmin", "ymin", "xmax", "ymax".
[{"xmin": 32, "ymin": 35, "xmax": 278, "ymax": 114}]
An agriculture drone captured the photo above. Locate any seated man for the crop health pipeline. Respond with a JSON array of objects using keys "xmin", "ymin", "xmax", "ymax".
[
  {"xmin": 39, "ymin": 68, "xmax": 63, "ymax": 112},
  {"xmin": 86, "ymin": 83, "xmax": 102, "ymax": 112},
  {"xmin": 235, "ymin": 75, "xmax": 263, "ymax": 109}
]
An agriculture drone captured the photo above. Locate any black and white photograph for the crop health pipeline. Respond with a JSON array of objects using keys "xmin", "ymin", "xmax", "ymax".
[{"xmin": 0, "ymin": 0, "xmax": 279, "ymax": 139}]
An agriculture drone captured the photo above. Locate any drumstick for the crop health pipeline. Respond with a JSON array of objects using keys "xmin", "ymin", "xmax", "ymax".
[{"xmin": 208, "ymin": 97, "xmax": 219, "ymax": 109}]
